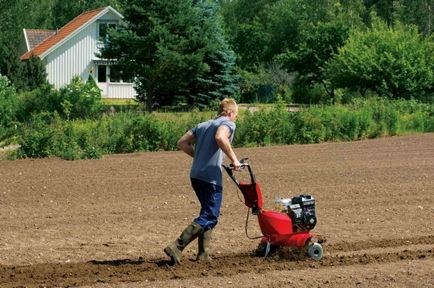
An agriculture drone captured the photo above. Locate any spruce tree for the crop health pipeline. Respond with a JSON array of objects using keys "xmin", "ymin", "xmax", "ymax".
[
  {"xmin": 101, "ymin": 0, "xmax": 239, "ymax": 111},
  {"xmin": 22, "ymin": 56, "xmax": 48, "ymax": 91},
  {"xmin": 178, "ymin": 0, "xmax": 239, "ymax": 109}
]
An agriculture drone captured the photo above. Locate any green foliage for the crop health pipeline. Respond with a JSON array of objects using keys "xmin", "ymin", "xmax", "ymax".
[
  {"xmin": 291, "ymin": 83, "xmax": 331, "ymax": 105},
  {"xmin": 0, "ymin": 75, "xmax": 19, "ymax": 140},
  {"xmin": 15, "ymin": 84, "xmax": 61, "ymax": 121},
  {"xmin": 277, "ymin": 21, "xmax": 350, "ymax": 103},
  {"xmin": 365, "ymin": 0, "xmax": 433, "ymax": 36},
  {"xmin": 235, "ymin": 98, "xmax": 434, "ymax": 147},
  {"xmin": 221, "ymin": 0, "xmax": 365, "ymax": 103},
  {"xmin": 59, "ymin": 76, "xmax": 103, "ymax": 119},
  {"xmin": 292, "ymin": 109, "xmax": 327, "ymax": 143},
  {"xmin": 21, "ymin": 56, "xmax": 48, "ymax": 91},
  {"xmin": 101, "ymin": 0, "xmax": 238, "ymax": 112},
  {"xmin": 51, "ymin": 0, "xmax": 122, "ymax": 28},
  {"xmin": 11, "ymin": 98, "xmax": 434, "ymax": 159},
  {"xmin": 169, "ymin": 1, "xmax": 240, "ymax": 110},
  {"xmin": 235, "ymin": 104, "xmax": 292, "ymax": 146},
  {"xmin": 0, "ymin": 0, "xmax": 54, "ymax": 91},
  {"xmin": 238, "ymin": 65, "xmax": 294, "ymax": 104},
  {"xmin": 13, "ymin": 111, "xmax": 191, "ymax": 159},
  {"xmin": 0, "ymin": 0, "xmax": 27, "ymax": 90},
  {"xmin": 325, "ymin": 20, "xmax": 434, "ymax": 100},
  {"xmin": 0, "ymin": 75, "xmax": 18, "ymax": 126},
  {"xmin": 15, "ymin": 112, "xmax": 58, "ymax": 158},
  {"xmin": 220, "ymin": 0, "xmax": 277, "ymax": 68},
  {"xmin": 2, "ymin": 0, "xmax": 433, "ymax": 107},
  {"xmin": 14, "ymin": 77, "xmax": 103, "ymax": 121}
]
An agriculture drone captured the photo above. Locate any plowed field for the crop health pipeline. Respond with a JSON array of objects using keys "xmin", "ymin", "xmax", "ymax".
[{"xmin": 1, "ymin": 134, "xmax": 433, "ymax": 287}]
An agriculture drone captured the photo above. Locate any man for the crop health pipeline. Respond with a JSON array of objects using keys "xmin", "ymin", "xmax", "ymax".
[{"xmin": 164, "ymin": 98, "xmax": 241, "ymax": 264}]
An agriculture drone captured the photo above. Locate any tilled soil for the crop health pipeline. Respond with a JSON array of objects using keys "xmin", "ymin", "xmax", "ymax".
[{"xmin": 0, "ymin": 133, "xmax": 433, "ymax": 287}]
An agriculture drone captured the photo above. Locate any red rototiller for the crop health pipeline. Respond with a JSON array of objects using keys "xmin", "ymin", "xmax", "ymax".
[{"xmin": 223, "ymin": 159, "xmax": 323, "ymax": 260}]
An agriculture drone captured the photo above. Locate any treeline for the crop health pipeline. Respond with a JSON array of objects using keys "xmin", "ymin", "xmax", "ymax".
[
  {"xmin": 220, "ymin": 0, "xmax": 434, "ymax": 104},
  {"xmin": 0, "ymin": 0, "xmax": 433, "ymax": 106}
]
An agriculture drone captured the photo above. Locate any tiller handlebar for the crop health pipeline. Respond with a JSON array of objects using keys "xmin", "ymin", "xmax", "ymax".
[{"xmin": 222, "ymin": 158, "xmax": 263, "ymax": 215}]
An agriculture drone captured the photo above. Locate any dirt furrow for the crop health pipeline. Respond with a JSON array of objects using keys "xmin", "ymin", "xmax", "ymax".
[
  {"xmin": 0, "ymin": 243, "xmax": 432, "ymax": 287},
  {"xmin": 324, "ymin": 235, "xmax": 434, "ymax": 253},
  {"xmin": 1, "ymin": 133, "xmax": 433, "ymax": 287}
]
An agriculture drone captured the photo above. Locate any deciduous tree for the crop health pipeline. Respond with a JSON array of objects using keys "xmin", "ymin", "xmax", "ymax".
[{"xmin": 325, "ymin": 20, "xmax": 434, "ymax": 100}]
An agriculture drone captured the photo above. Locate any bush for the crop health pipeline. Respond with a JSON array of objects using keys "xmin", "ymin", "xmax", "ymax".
[
  {"xmin": 14, "ymin": 76, "xmax": 103, "ymax": 123},
  {"xmin": 292, "ymin": 108, "xmax": 326, "ymax": 144},
  {"xmin": 325, "ymin": 20, "xmax": 434, "ymax": 100},
  {"xmin": 15, "ymin": 84, "xmax": 61, "ymax": 122},
  {"xmin": 59, "ymin": 76, "xmax": 103, "ymax": 119},
  {"xmin": 235, "ymin": 103, "xmax": 293, "ymax": 146},
  {"xmin": 0, "ymin": 75, "xmax": 19, "ymax": 140},
  {"xmin": 15, "ymin": 112, "xmax": 58, "ymax": 158}
]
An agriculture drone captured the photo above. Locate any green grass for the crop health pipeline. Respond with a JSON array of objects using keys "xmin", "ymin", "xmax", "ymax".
[{"xmin": 102, "ymin": 98, "xmax": 139, "ymax": 106}]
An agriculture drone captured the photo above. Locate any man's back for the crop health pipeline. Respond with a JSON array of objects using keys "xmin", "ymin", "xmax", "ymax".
[{"xmin": 190, "ymin": 116, "xmax": 235, "ymax": 186}]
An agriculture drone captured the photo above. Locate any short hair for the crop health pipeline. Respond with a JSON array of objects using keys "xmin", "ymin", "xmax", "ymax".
[{"xmin": 218, "ymin": 98, "xmax": 238, "ymax": 116}]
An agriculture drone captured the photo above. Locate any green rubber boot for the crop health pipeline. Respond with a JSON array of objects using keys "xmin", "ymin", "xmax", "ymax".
[
  {"xmin": 164, "ymin": 222, "xmax": 202, "ymax": 264},
  {"xmin": 196, "ymin": 229, "xmax": 212, "ymax": 261}
]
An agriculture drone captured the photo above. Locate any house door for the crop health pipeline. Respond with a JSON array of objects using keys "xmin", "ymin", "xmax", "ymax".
[{"xmin": 97, "ymin": 65, "xmax": 108, "ymax": 96}]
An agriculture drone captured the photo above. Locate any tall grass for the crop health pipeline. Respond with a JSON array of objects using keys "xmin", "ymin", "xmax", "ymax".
[
  {"xmin": 235, "ymin": 98, "xmax": 433, "ymax": 146},
  {"xmin": 10, "ymin": 98, "xmax": 434, "ymax": 159}
]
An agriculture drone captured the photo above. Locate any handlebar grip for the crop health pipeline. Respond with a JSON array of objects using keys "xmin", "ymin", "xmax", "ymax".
[{"xmin": 229, "ymin": 163, "xmax": 248, "ymax": 169}]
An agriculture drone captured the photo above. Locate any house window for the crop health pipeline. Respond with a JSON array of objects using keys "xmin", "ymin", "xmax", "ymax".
[
  {"xmin": 109, "ymin": 65, "xmax": 120, "ymax": 83},
  {"xmin": 99, "ymin": 23, "xmax": 116, "ymax": 42},
  {"xmin": 98, "ymin": 65, "xmax": 107, "ymax": 82},
  {"xmin": 110, "ymin": 65, "xmax": 132, "ymax": 83}
]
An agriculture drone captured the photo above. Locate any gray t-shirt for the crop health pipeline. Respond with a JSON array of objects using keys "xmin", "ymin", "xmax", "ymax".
[{"xmin": 190, "ymin": 116, "xmax": 235, "ymax": 187}]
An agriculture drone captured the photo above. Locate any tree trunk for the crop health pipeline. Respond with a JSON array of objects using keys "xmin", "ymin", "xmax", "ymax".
[
  {"xmin": 146, "ymin": 93, "xmax": 153, "ymax": 113},
  {"xmin": 322, "ymin": 81, "xmax": 335, "ymax": 103}
]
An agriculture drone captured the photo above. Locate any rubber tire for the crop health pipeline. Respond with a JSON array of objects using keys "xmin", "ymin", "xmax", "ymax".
[{"xmin": 307, "ymin": 242, "xmax": 323, "ymax": 260}]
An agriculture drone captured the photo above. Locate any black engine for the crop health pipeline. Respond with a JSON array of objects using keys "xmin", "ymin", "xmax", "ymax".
[{"xmin": 288, "ymin": 195, "xmax": 317, "ymax": 231}]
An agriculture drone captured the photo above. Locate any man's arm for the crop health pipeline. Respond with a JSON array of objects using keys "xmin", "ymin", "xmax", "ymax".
[
  {"xmin": 215, "ymin": 125, "xmax": 240, "ymax": 170},
  {"xmin": 177, "ymin": 131, "xmax": 196, "ymax": 158}
]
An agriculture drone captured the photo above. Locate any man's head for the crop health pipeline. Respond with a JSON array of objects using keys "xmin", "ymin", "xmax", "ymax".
[{"xmin": 218, "ymin": 98, "xmax": 238, "ymax": 121}]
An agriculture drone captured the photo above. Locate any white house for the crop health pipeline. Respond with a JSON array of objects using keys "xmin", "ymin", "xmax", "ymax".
[{"xmin": 20, "ymin": 6, "xmax": 136, "ymax": 99}]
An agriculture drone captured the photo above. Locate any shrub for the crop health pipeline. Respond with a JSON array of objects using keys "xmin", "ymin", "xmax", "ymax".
[
  {"xmin": 16, "ymin": 112, "xmax": 58, "ymax": 158},
  {"xmin": 59, "ymin": 76, "xmax": 103, "ymax": 119},
  {"xmin": 15, "ymin": 84, "xmax": 61, "ymax": 122},
  {"xmin": 14, "ymin": 76, "xmax": 103, "ymax": 123},
  {"xmin": 325, "ymin": 20, "xmax": 434, "ymax": 100},
  {"xmin": 292, "ymin": 108, "xmax": 326, "ymax": 144},
  {"xmin": 0, "ymin": 75, "xmax": 19, "ymax": 140},
  {"xmin": 235, "ymin": 103, "xmax": 293, "ymax": 146}
]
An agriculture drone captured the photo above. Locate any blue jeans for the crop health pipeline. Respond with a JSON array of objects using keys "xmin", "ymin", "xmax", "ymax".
[{"xmin": 191, "ymin": 178, "xmax": 223, "ymax": 231}]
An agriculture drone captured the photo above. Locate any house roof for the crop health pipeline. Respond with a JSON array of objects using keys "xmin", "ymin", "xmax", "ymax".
[
  {"xmin": 21, "ymin": 6, "xmax": 121, "ymax": 61},
  {"xmin": 24, "ymin": 29, "xmax": 56, "ymax": 51}
]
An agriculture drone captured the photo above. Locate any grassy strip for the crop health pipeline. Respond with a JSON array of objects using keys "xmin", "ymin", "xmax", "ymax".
[{"xmin": 102, "ymin": 98, "xmax": 139, "ymax": 106}]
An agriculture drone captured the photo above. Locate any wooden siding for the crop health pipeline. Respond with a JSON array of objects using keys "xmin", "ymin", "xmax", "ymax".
[
  {"xmin": 106, "ymin": 83, "xmax": 137, "ymax": 99},
  {"xmin": 44, "ymin": 23, "xmax": 98, "ymax": 88},
  {"xmin": 24, "ymin": 7, "xmax": 135, "ymax": 99},
  {"xmin": 43, "ymin": 21, "xmax": 136, "ymax": 99}
]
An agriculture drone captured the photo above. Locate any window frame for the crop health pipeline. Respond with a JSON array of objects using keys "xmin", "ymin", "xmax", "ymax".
[{"xmin": 98, "ymin": 21, "xmax": 117, "ymax": 43}]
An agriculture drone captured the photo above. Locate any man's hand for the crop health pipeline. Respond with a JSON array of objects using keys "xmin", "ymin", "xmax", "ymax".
[{"xmin": 231, "ymin": 159, "xmax": 241, "ymax": 171}]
